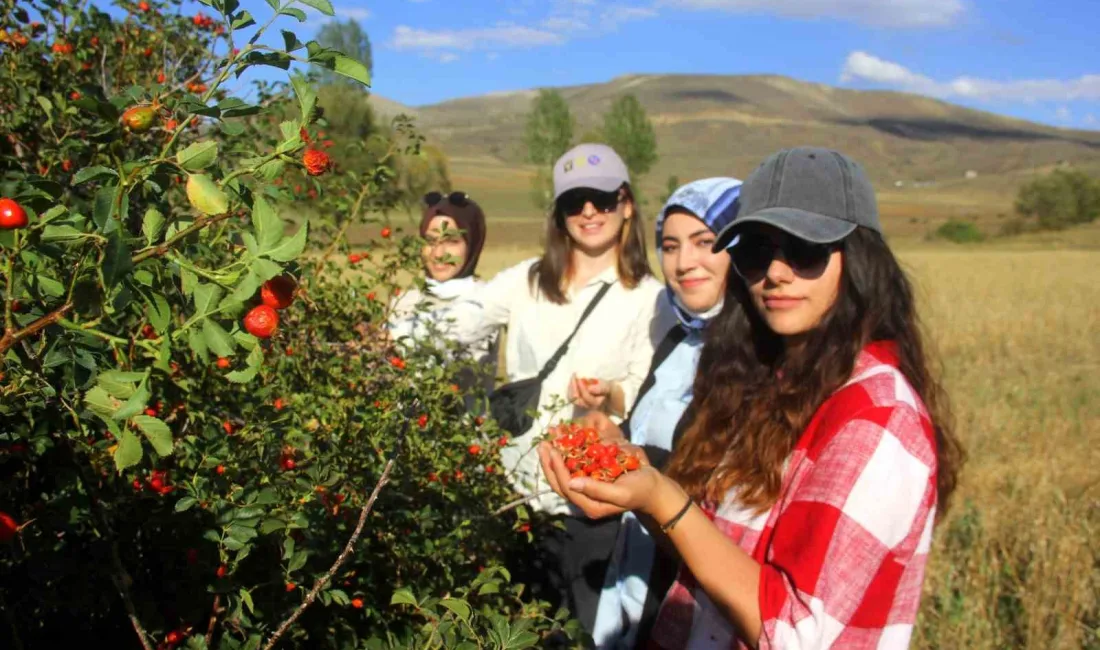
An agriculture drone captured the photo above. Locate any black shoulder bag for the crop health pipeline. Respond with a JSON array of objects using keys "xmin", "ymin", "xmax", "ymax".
[{"xmin": 488, "ymin": 282, "xmax": 612, "ymax": 436}]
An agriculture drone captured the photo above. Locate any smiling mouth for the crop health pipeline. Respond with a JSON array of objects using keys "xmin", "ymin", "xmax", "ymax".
[{"xmin": 579, "ymin": 222, "xmax": 604, "ymax": 233}]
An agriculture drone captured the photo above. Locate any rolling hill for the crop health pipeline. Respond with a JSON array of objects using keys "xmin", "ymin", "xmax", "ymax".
[{"xmin": 367, "ymin": 74, "xmax": 1100, "ymax": 235}]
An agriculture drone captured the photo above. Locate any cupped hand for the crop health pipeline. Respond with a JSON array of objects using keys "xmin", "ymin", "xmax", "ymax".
[
  {"xmin": 537, "ymin": 442, "xmax": 660, "ymax": 520},
  {"xmin": 579, "ymin": 410, "xmax": 627, "ymax": 445}
]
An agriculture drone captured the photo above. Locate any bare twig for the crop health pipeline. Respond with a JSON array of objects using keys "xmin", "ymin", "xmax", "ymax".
[
  {"xmin": 492, "ymin": 490, "xmax": 555, "ymax": 516},
  {"xmin": 130, "ymin": 212, "xmax": 235, "ymax": 263},
  {"xmin": 204, "ymin": 594, "xmax": 221, "ymax": 647},
  {"xmin": 260, "ymin": 459, "xmax": 396, "ymax": 650}
]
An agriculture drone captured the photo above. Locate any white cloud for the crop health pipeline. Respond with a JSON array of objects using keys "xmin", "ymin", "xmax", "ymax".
[
  {"xmin": 337, "ymin": 7, "xmax": 371, "ymax": 21},
  {"xmin": 840, "ymin": 51, "xmax": 1100, "ymax": 103},
  {"xmin": 1085, "ymin": 114, "xmax": 1097, "ymax": 126},
  {"xmin": 439, "ymin": 52, "xmax": 459, "ymax": 63},
  {"xmin": 1055, "ymin": 106, "xmax": 1072, "ymax": 122},
  {"xmin": 602, "ymin": 4, "xmax": 660, "ymax": 23},
  {"xmin": 541, "ymin": 16, "xmax": 590, "ymax": 31},
  {"xmin": 660, "ymin": 0, "xmax": 964, "ymax": 28},
  {"xmin": 392, "ymin": 24, "xmax": 565, "ymax": 52}
]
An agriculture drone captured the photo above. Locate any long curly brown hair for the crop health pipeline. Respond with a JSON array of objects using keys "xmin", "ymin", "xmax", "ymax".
[{"xmin": 665, "ymin": 227, "xmax": 964, "ymax": 518}]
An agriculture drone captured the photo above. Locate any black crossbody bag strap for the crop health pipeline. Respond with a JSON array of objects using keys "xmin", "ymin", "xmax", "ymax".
[{"xmin": 535, "ymin": 282, "xmax": 612, "ymax": 382}]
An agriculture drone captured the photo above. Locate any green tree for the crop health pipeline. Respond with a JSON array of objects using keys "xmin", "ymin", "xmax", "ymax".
[
  {"xmin": 1015, "ymin": 168, "xmax": 1100, "ymax": 230},
  {"xmin": 523, "ymin": 89, "xmax": 574, "ymax": 210},
  {"xmin": 602, "ymin": 94, "xmax": 658, "ymax": 179},
  {"xmin": 523, "ymin": 89, "xmax": 574, "ymax": 166},
  {"xmin": 316, "ymin": 19, "xmax": 373, "ymax": 88},
  {"xmin": 660, "ymin": 175, "xmax": 680, "ymax": 204},
  {"xmin": 317, "ymin": 84, "xmax": 377, "ymax": 140}
]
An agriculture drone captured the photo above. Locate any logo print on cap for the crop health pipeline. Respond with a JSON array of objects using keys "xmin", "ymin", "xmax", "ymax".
[
  {"xmin": 587, "ymin": 155, "xmax": 601, "ymax": 166},
  {"xmin": 564, "ymin": 160, "xmax": 574, "ymax": 172}
]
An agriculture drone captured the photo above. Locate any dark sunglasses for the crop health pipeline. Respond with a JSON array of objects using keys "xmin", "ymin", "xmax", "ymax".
[
  {"xmin": 424, "ymin": 191, "xmax": 470, "ymax": 207},
  {"xmin": 556, "ymin": 188, "xmax": 622, "ymax": 218},
  {"xmin": 730, "ymin": 231, "xmax": 839, "ymax": 280}
]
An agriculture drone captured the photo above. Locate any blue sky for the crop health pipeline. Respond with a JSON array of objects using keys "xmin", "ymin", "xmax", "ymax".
[{"xmin": 210, "ymin": 0, "xmax": 1098, "ymax": 129}]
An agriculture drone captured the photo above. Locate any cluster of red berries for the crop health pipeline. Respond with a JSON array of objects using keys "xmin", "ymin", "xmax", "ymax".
[
  {"xmin": 191, "ymin": 13, "xmax": 216, "ymax": 29},
  {"xmin": 549, "ymin": 422, "xmax": 641, "ymax": 482},
  {"xmin": 134, "ymin": 469, "xmax": 175, "ymax": 495},
  {"xmin": 241, "ymin": 274, "xmax": 297, "ymax": 339}
]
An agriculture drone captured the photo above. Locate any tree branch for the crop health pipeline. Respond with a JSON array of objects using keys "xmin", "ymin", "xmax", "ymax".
[
  {"xmin": 492, "ymin": 489, "xmax": 554, "ymax": 516},
  {"xmin": 130, "ymin": 212, "xmax": 234, "ymax": 264},
  {"xmin": 260, "ymin": 458, "xmax": 396, "ymax": 650},
  {"xmin": 0, "ymin": 302, "xmax": 74, "ymax": 358}
]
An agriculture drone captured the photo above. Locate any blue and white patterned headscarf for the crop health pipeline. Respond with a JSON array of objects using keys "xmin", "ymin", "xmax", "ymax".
[{"xmin": 655, "ymin": 177, "xmax": 743, "ymax": 332}]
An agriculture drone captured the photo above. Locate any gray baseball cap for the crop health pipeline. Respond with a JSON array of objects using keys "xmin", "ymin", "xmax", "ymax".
[
  {"xmin": 553, "ymin": 143, "xmax": 630, "ymax": 200},
  {"xmin": 713, "ymin": 147, "xmax": 881, "ymax": 251}
]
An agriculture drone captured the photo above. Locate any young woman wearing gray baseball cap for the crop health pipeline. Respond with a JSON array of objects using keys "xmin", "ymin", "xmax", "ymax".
[
  {"xmin": 540, "ymin": 147, "xmax": 965, "ymax": 649},
  {"xmin": 427, "ymin": 143, "xmax": 674, "ymax": 633}
]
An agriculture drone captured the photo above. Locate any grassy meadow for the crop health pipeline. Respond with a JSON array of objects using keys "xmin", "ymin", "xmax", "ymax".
[{"xmin": 338, "ymin": 173, "xmax": 1100, "ymax": 648}]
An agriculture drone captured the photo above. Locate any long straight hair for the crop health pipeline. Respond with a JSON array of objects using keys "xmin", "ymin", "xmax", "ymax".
[
  {"xmin": 665, "ymin": 227, "xmax": 964, "ymax": 517},
  {"xmin": 529, "ymin": 183, "xmax": 652, "ymax": 304}
]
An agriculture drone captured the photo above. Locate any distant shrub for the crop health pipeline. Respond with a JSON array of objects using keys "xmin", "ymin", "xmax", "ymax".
[
  {"xmin": 1014, "ymin": 168, "xmax": 1100, "ymax": 230},
  {"xmin": 936, "ymin": 219, "xmax": 986, "ymax": 243}
]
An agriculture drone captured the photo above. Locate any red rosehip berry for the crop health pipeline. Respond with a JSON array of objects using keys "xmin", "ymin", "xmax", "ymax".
[
  {"xmin": 417, "ymin": 414, "xmax": 428, "ymax": 428},
  {"xmin": 0, "ymin": 198, "xmax": 29, "ymax": 230},
  {"xmin": 380, "ymin": 227, "xmax": 391, "ymax": 238},
  {"xmin": 216, "ymin": 564, "xmax": 227, "ymax": 578},
  {"xmin": 216, "ymin": 357, "xmax": 230, "ymax": 369},
  {"xmin": 468, "ymin": 444, "xmax": 481, "ymax": 456},
  {"xmin": 215, "ymin": 464, "xmax": 225, "ymax": 475},
  {"xmin": 351, "ymin": 597, "xmax": 364, "ymax": 609}
]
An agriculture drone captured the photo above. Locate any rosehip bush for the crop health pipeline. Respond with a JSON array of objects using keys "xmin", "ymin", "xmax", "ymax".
[{"xmin": 0, "ymin": 0, "xmax": 573, "ymax": 647}]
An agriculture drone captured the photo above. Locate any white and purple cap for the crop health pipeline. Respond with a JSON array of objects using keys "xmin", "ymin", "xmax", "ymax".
[{"xmin": 552, "ymin": 143, "xmax": 630, "ymax": 200}]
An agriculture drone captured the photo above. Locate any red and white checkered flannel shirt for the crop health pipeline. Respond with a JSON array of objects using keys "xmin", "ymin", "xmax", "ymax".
[{"xmin": 649, "ymin": 341, "xmax": 939, "ymax": 650}]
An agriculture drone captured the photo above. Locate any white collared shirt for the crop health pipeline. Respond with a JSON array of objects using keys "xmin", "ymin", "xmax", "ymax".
[{"xmin": 436, "ymin": 258, "xmax": 674, "ymax": 514}]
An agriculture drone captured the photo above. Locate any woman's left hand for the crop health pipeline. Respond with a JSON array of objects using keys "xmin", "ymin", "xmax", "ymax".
[
  {"xmin": 538, "ymin": 441, "xmax": 661, "ymax": 520},
  {"xmin": 569, "ymin": 374, "xmax": 611, "ymax": 411}
]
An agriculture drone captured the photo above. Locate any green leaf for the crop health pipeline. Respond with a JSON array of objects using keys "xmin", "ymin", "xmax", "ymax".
[
  {"xmin": 188, "ymin": 327, "xmax": 209, "ymax": 361},
  {"xmin": 114, "ymin": 429, "xmax": 143, "ymax": 471},
  {"xmin": 142, "ymin": 207, "xmax": 165, "ymax": 246},
  {"xmin": 225, "ymin": 355, "xmax": 260, "ymax": 383},
  {"xmin": 202, "ymin": 319, "xmax": 236, "ymax": 357},
  {"xmin": 328, "ymin": 589, "xmax": 350, "ymax": 606},
  {"xmin": 112, "ymin": 377, "xmax": 150, "ymax": 419},
  {"xmin": 228, "ymin": 269, "xmax": 261, "ymax": 305},
  {"xmin": 259, "ymin": 518, "xmax": 285, "ymax": 534},
  {"xmin": 300, "ymin": 0, "xmax": 334, "ymax": 15},
  {"xmin": 264, "ymin": 222, "xmax": 308, "ymax": 262},
  {"xmin": 390, "ymin": 587, "xmax": 417, "ymax": 607},
  {"xmin": 278, "ymin": 6, "xmax": 306, "ymax": 21},
  {"xmin": 330, "ymin": 54, "xmax": 371, "ymax": 87},
  {"xmin": 287, "ymin": 550, "xmax": 308, "ymax": 572},
  {"xmin": 439, "ymin": 598, "xmax": 471, "ymax": 622},
  {"xmin": 86, "ymin": 386, "xmax": 121, "ymax": 420},
  {"xmin": 256, "ymin": 158, "xmax": 284, "ymax": 181},
  {"xmin": 97, "ymin": 370, "xmax": 144, "ymax": 399},
  {"xmin": 186, "ymin": 174, "xmax": 229, "ymax": 215},
  {"xmin": 194, "ymin": 283, "xmax": 225, "ymax": 315},
  {"xmin": 177, "ymin": 141, "xmax": 219, "ymax": 172},
  {"xmin": 253, "ymin": 258, "xmax": 284, "ymax": 281},
  {"xmin": 35, "ymin": 274, "xmax": 66, "ymax": 297},
  {"xmin": 231, "ymin": 10, "xmax": 255, "ymax": 29},
  {"xmin": 93, "ymin": 184, "xmax": 120, "ymax": 234},
  {"xmin": 290, "ymin": 74, "xmax": 315, "ymax": 123},
  {"xmin": 147, "ymin": 292, "xmax": 171, "ymax": 332},
  {"xmin": 175, "ymin": 497, "xmax": 198, "ymax": 512},
  {"xmin": 132, "ymin": 415, "xmax": 173, "ymax": 456},
  {"xmin": 251, "ymin": 195, "xmax": 283, "ymax": 251},
  {"xmin": 102, "ymin": 232, "xmax": 133, "ymax": 289},
  {"xmin": 242, "ymin": 635, "xmax": 261, "ymax": 650},
  {"xmin": 281, "ymin": 30, "xmax": 304, "ymax": 52},
  {"xmin": 221, "ymin": 121, "xmax": 246, "ymax": 137},
  {"xmin": 72, "ymin": 166, "xmax": 118, "ymax": 186},
  {"xmin": 240, "ymin": 589, "xmax": 255, "ymax": 615},
  {"xmin": 41, "ymin": 224, "xmax": 86, "ymax": 242}
]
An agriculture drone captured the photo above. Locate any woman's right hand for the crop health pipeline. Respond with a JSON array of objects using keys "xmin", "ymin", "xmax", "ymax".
[{"xmin": 537, "ymin": 441, "xmax": 658, "ymax": 520}]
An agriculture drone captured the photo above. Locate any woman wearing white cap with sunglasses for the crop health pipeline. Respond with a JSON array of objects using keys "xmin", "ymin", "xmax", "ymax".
[
  {"xmin": 540, "ymin": 147, "xmax": 964, "ymax": 649},
  {"xmin": 430, "ymin": 143, "xmax": 673, "ymax": 633}
]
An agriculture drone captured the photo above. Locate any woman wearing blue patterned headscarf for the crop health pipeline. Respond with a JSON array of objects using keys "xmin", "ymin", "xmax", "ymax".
[{"xmin": 591, "ymin": 177, "xmax": 742, "ymax": 649}]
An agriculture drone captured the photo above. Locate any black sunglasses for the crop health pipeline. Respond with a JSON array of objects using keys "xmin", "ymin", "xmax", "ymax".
[
  {"xmin": 424, "ymin": 191, "xmax": 470, "ymax": 208},
  {"xmin": 730, "ymin": 231, "xmax": 839, "ymax": 280},
  {"xmin": 556, "ymin": 188, "xmax": 622, "ymax": 218}
]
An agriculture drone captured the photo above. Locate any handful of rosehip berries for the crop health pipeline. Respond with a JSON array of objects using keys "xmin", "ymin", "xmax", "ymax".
[{"xmin": 549, "ymin": 422, "xmax": 641, "ymax": 482}]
